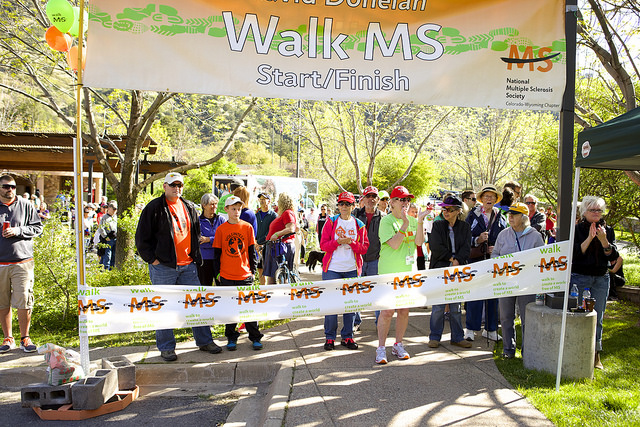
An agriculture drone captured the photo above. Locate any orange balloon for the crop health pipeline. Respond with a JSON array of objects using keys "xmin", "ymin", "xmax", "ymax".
[
  {"xmin": 66, "ymin": 45, "xmax": 86, "ymax": 71},
  {"xmin": 45, "ymin": 25, "xmax": 72, "ymax": 52}
]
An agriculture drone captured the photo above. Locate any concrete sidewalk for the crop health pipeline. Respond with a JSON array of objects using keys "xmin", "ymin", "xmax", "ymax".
[{"xmin": 0, "ymin": 309, "xmax": 552, "ymax": 426}]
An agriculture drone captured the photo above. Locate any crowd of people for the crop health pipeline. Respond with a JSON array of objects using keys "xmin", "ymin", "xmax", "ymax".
[{"xmin": 0, "ymin": 172, "xmax": 623, "ymax": 371}]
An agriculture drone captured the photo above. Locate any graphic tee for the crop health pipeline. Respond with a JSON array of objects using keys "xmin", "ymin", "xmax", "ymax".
[
  {"xmin": 327, "ymin": 217, "xmax": 357, "ymax": 272},
  {"xmin": 378, "ymin": 214, "xmax": 418, "ymax": 275},
  {"xmin": 167, "ymin": 198, "xmax": 192, "ymax": 266},
  {"xmin": 213, "ymin": 220, "xmax": 256, "ymax": 280}
]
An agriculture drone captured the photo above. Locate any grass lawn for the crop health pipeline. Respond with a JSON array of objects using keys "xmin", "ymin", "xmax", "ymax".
[{"xmin": 495, "ymin": 300, "xmax": 640, "ymax": 427}]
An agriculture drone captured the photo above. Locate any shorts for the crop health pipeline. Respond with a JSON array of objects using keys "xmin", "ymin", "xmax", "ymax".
[{"xmin": 0, "ymin": 259, "xmax": 35, "ymax": 310}]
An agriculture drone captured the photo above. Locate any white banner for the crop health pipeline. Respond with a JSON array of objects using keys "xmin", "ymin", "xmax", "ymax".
[
  {"xmin": 78, "ymin": 242, "xmax": 569, "ymax": 336},
  {"xmin": 84, "ymin": 0, "xmax": 566, "ymax": 111}
]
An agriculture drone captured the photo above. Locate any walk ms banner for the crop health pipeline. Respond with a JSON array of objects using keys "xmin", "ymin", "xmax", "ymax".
[
  {"xmin": 84, "ymin": 0, "xmax": 566, "ymax": 111},
  {"xmin": 78, "ymin": 242, "xmax": 570, "ymax": 336}
]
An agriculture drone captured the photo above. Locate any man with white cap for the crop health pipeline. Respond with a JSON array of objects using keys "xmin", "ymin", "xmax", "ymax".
[{"xmin": 135, "ymin": 172, "xmax": 222, "ymax": 361}]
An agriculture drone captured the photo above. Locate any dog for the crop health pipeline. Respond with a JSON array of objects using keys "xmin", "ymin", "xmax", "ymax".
[{"xmin": 305, "ymin": 250, "xmax": 325, "ymax": 272}]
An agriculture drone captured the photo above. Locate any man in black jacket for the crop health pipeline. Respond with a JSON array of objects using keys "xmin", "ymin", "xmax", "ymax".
[
  {"xmin": 524, "ymin": 194, "xmax": 546, "ymax": 239},
  {"xmin": 135, "ymin": 172, "xmax": 221, "ymax": 361}
]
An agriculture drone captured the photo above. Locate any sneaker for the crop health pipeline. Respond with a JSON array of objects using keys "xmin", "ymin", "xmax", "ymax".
[
  {"xmin": 0, "ymin": 337, "xmax": 15, "ymax": 353},
  {"xmin": 428, "ymin": 340, "xmax": 440, "ymax": 348},
  {"xmin": 324, "ymin": 339, "xmax": 335, "ymax": 351},
  {"xmin": 20, "ymin": 337, "xmax": 37, "ymax": 353},
  {"xmin": 375, "ymin": 346, "xmax": 387, "ymax": 364},
  {"xmin": 160, "ymin": 349, "xmax": 177, "ymax": 361},
  {"xmin": 464, "ymin": 329, "xmax": 475, "ymax": 341},
  {"xmin": 340, "ymin": 338, "xmax": 358, "ymax": 350},
  {"xmin": 482, "ymin": 330, "xmax": 502, "ymax": 341},
  {"xmin": 392, "ymin": 342, "xmax": 410, "ymax": 360},
  {"xmin": 252, "ymin": 340, "xmax": 263, "ymax": 350},
  {"xmin": 199, "ymin": 342, "xmax": 222, "ymax": 354},
  {"xmin": 227, "ymin": 340, "xmax": 237, "ymax": 351},
  {"xmin": 451, "ymin": 340, "xmax": 472, "ymax": 348}
]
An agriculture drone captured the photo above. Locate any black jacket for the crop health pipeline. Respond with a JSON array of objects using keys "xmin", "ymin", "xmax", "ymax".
[
  {"xmin": 428, "ymin": 219, "xmax": 472, "ymax": 268},
  {"xmin": 572, "ymin": 219, "xmax": 618, "ymax": 276},
  {"xmin": 135, "ymin": 195, "xmax": 202, "ymax": 268},
  {"xmin": 530, "ymin": 211, "xmax": 546, "ymax": 237},
  {"xmin": 352, "ymin": 207, "xmax": 383, "ymax": 262}
]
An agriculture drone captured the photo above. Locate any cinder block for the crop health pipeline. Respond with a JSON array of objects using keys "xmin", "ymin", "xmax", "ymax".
[
  {"xmin": 21, "ymin": 383, "xmax": 73, "ymax": 408},
  {"xmin": 71, "ymin": 369, "xmax": 118, "ymax": 410},
  {"xmin": 102, "ymin": 356, "xmax": 136, "ymax": 390}
]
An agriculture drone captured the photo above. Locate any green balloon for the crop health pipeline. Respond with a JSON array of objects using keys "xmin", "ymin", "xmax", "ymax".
[
  {"xmin": 69, "ymin": 6, "xmax": 88, "ymax": 37},
  {"xmin": 46, "ymin": 0, "xmax": 74, "ymax": 34}
]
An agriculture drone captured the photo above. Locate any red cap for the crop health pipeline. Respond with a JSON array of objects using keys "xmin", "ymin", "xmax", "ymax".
[
  {"xmin": 337, "ymin": 191, "xmax": 356, "ymax": 204},
  {"xmin": 390, "ymin": 186, "xmax": 414, "ymax": 199},
  {"xmin": 362, "ymin": 186, "xmax": 378, "ymax": 197}
]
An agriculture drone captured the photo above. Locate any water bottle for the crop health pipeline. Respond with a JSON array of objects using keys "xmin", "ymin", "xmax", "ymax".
[
  {"xmin": 582, "ymin": 288, "xmax": 591, "ymax": 309},
  {"xmin": 570, "ymin": 284, "xmax": 579, "ymax": 308}
]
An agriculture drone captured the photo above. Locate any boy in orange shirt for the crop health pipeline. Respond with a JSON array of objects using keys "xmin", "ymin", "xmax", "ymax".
[{"xmin": 213, "ymin": 196, "xmax": 262, "ymax": 350}]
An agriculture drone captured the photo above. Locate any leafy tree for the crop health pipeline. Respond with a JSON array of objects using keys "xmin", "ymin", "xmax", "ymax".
[
  {"xmin": 0, "ymin": 2, "xmax": 256, "ymax": 266},
  {"xmin": 181, "ymin": 159, "xmax": 240, "ymax": 204}
]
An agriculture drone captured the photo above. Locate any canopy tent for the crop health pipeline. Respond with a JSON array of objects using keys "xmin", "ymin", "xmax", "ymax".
[
  {"xmin": 576, "ymin": 107, "xmax": 640, "ymax": 170},
  {"xmin": 555, "ymin": 108, "xmax": 640, "ymax": 390}
]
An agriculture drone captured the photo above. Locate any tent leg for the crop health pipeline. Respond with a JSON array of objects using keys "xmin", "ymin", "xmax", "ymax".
[{"xmin": 556, "ymin": 167, "xmax": 581, "ymax": 391}]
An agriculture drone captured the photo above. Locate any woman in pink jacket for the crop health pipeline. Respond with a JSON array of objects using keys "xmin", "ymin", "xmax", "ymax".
[{"xmin": 320, "ymin": 192, "xmax": 369, "ymax": 351}]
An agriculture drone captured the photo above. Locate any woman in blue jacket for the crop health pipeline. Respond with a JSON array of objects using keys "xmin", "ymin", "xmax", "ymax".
[{"xmin": 198, "ymin": 193, "xmax": 226, "ymax": 286}]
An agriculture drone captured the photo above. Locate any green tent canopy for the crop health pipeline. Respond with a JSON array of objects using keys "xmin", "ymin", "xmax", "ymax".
[{"xmin": 576, "ymin": 107, "xmax": 640, "ymax": 170}]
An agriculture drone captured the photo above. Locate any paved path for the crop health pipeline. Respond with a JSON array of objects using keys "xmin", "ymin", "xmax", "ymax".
[{"xmin": 0, "ymin": 264, "xmax": 552, "ymax": 426}]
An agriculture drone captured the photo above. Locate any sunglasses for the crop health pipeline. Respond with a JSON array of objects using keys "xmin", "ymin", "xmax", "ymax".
[
  {"xmin": 395, "ymin": 197, "xmax": 412, "ymax": 202},
  {"xmin": 465, "ymin": 197, "xmax": 476, "ymax": 202},
  {"xmin": 525, "ymin": 201, "xmax": 536, "ymax": 205},
  {"xmin": 365, "ymin": 194, "xmax": 378, "ymax": 199},
  {"xmin": 587, "ymin": 209, "xmax": 603, "ymax": 213},
  {"xmin": 1, "ymin": 184, "xmax": 16, "ymax": 190},
  {"xmin": 167, "ymin": 182, "xmax": 183, "ymax": 188},
  {"xmin": 443, "ymin": 207, "xmax": 460, "ymax": 213},
  {"xmin": 337, "ymin": 202, "xmax": 353, "ymax": 207}
]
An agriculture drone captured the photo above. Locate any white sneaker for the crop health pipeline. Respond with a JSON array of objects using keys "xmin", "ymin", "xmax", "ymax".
[
  {"xmin": 464, "ymin": 329, "xmax": 475, "ymax": 341},
  {"xmin": 375, "ymin": 346, "xmax": 388, "ymax": 364},
  {"xmin": 392, "ymin": 342, "xmax": 410, "ymax": 360},
  {"xmin": 482, "ymin": 330, "xmax": 502, "ymax": 341}
]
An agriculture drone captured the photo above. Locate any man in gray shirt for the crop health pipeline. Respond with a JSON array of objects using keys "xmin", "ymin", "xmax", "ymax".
[{"xmin": 0, "ymin": 175, "xmax": 43, "ymax": 354}]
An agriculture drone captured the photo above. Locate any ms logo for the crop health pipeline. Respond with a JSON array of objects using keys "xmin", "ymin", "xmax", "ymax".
[{"xmin": 501, "ymin": 45, "xmax": 560, "ymax": 72}]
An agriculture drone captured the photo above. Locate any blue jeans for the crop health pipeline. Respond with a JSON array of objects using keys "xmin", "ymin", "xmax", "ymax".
[
  {"xmin": 498, "ymin": 295, "xmax": 536, "ymax": 356},
  {"xmin": 149, "ymin": 263, "xmax": 214, "ymax": 351},
  {"xmin": 571, "ymin": 273, "xmax": 609, "ymax": 352},
  {"xmin": 466, "ymin": 299, "xmax": 499, "ymax": 332},
  {"xmin": 323, "ymin": 269, "xmax": 357, "ymax": 340},
  {"xmin": 430, "ymin": 303, "xmax": 464, "ymax": 342},
  {"xmin": 100, "ymin": 239, "xmax": 116, "ymax": 270},
  {"xmin": 358, "ymin": 260, "xmax": 379, "ymax": 325}
]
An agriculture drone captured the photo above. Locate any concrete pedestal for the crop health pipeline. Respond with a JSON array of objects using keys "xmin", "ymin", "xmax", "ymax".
[{"xmin": 523, "ymin": 303, "xmax": 596, "ymax": 380}]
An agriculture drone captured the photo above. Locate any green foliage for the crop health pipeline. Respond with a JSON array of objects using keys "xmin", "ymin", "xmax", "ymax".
[
  {"xmin": 495, "ymin": 300, "xmax": 640, "ymax": 427},
  {"xmin": 621, "ymin": 253, "xmax": 640, "ymax": 287},
  {"xmin": 182, "ymin": 160, "xmax": 240, "ymax": 203}
]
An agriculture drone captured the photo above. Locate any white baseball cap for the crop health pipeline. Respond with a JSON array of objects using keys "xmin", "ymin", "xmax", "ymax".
[
  {"xmin": 224, "ymin": 196, "xmax": 243, "ymax": 207},
  {"xmin": 164, "ymin": 172, "xmax": 184, "ymax": 184}
]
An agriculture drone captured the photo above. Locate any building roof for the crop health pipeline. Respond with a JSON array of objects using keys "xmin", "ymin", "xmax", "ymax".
[{"xmin": 0, "ymin": 131, "xmax": 185, "ymax": 173}]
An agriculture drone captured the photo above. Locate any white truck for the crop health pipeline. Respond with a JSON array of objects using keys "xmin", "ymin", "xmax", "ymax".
[{"xmin": 212, "ymin": 174, "xmax": 318, "ymax": 211}]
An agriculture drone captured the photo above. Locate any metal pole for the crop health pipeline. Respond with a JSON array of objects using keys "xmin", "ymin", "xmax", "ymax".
[
  {"xmin": 556, "ymin": 167, "xmax": 580, "ymax": 391},
  {"xmin": 557, "ymin": 0, "xmax": 578, "ymax": 241},
  {"xmin": 296, "ymin": 100, "xmax": 301, "ymax": 177},
  {"xmin": 87, "ymin": 159, "xmax": 93, "ymax": 203},
  {"xmin": 74, "ymin": 1, "xmax": 90, "ymax": 375}
]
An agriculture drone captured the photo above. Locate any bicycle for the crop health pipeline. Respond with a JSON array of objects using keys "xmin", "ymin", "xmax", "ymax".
[{"xmin": 268, "ymin": 233, "xmax": 301, "ymax": 284}]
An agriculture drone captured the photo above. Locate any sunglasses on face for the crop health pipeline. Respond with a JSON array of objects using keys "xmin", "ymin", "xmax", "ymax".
[
  {"xmin": 1, "ymin": 184, "xmax": 16, "ymax": 190},
  {"xmin": 444, "ymin": 207, "xmax": 460, "ymax": 213},
  {"xmin": 465, "ymin": 197, "xmax": 476, "ymax": 202},
  {"xmin": 167, "ymin": 182, "xmax": 183, "ymax": 188},
  {"xmin": 588, "ymin": 209, "xmax": 603, "ymax": 213},
  {"xmin": 365, "ymin": 194, "xmax": 378, "ymax": 199},
  {"xmin": 525, "ymin": 201, "xmax": 536, "ymax": 205},
  {"xmin": 395, "ymin": 197, "xmax": 411, "ymax": 202},
  {"xmin": 337, "ymin": 202, "xmax": 353, "ymax": 207}
]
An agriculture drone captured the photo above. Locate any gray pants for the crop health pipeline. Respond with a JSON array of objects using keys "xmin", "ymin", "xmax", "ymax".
[{"xmin": 499, "ymin": 295, "xmax": 536, "ymax": 356}]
